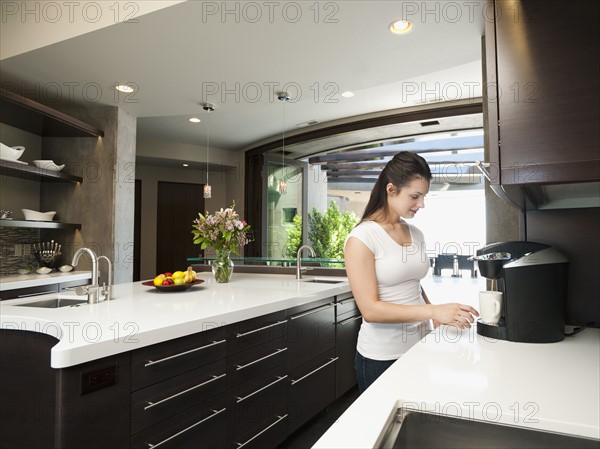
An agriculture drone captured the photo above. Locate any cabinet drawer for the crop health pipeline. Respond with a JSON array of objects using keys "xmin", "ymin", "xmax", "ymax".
[
  {"xmin": 131, "ymin": 358, "xmax": 226, "ymax": 434},
  {"xmin": 228, "ymin": 310, "xmax": 287, "ymax": 355},
  {"xmin": 336, "ymin": 310, "xmax": 361, "ymax": 398},
  {"xmin": 131, "ymin": 326, "xmax": 226, "ymax": 391},
  {"xmin": 230, "ymin": 412, "xmax": 288, "ymax": 449},
  {"xmin": 288, "ymin": 349, "xmax": 337, "ymax": 435},
  {"xmin": 228, "ymin": 364, "xmax": 288, "ymax": 444},
  {"xmin": 287, "ymin": 300, "xmax": 336, "ymax": 371},
  {"xmin": 131, "ymin": 394, "xmax": 227, "ymax": 449},
  {"xmin": 227, "ymin": 336, "xmax": 288, "ymax": 388},
  {"xmin": 0, "ymin": 283, "xmax": 58, "ymax": 300},
  {"xmin": 336, "ymin": 296, "xmax": 358, "ymax": 317}
]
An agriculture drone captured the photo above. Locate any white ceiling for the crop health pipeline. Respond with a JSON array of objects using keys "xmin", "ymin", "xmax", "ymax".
[{"xmin": 0, "ymin": 1, "xmax": 485, "ymax": 153}]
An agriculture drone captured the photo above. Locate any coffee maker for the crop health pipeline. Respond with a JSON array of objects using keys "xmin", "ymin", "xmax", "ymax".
[{"xmin": 474, "ymin": 241, "xmax": 569, "ymax": 343}]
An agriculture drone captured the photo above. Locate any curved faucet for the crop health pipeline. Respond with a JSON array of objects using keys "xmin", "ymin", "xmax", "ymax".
[
  {"xmin": 97, "ymin": 256, "xmax": 114, "ymax": 300},
  {"xmin": 296, "ymin": 245, "xmax": 316, "ymax": 280},
  {"xmin": 71, "ymin": 247, "xmax": 99, "ymax": 304}
]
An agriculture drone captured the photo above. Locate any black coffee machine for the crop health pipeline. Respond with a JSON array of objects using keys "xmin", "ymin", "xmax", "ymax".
[{"xmin": 474, "ymin": 241, "xmax": 569, "ymax": 343}]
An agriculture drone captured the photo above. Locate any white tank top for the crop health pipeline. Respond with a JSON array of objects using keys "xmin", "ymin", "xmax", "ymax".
[{"xmin": 346, "ymin": 220, "xmax": 433, "ymax": 360}]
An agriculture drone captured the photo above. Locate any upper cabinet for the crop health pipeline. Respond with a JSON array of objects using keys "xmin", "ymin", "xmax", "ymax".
[{"xmin": 484, "ymin": 0, "xmax": 600, "ymax": 186}]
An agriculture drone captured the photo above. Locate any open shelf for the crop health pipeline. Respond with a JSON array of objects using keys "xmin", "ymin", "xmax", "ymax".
[
  {"xmin": 0, "ymin": 220, "xmax": 81, "ymax": 230},
  {"xmin": 0, "ymin": 88, "xmax": 104, "ymax": 138},
  {"xmin": 0, "ymin": 159, "xmax": 83, "ymax": 183}
]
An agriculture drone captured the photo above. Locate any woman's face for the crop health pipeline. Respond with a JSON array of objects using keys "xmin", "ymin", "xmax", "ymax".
[{"xmin": 387, "ymin": 177, "xmax": 430, "ymax": 219}]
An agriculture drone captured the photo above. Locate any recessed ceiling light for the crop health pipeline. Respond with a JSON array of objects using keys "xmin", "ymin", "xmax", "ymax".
[
  {"xmin": 389, "ymin": 19, "xmax": 413, "ymax": 34},
  {"xmin": 115, "ymin": 84, "xmax": 134, "ymax": 93},
  {"xmin": 188, "ymin": 117, "xmax": 201, "ymax": 123},
  {"xmin": 182, "ymin": 163, "xmax": 189, "ymax": 167},
  {"xmin": 341, "ymin": 91, "xmax": 354, "ymax": 98}
]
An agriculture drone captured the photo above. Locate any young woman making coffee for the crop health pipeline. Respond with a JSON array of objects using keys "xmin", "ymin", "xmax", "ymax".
[{"xmin": 344, "ymin": 152, "xmax": 479, "ymax": 393}]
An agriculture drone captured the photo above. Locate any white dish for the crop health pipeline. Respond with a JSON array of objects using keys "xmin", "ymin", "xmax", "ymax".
[
  {"xmin": 32, "ymin": 160, "xmax": 65, "ymax": 172},
  {"xmin": 21, "ymin": 209, "xmax": 56, "ymax": 221},
  {"xmin": 0, "ymin": 143, "xmax": 25, "ymax": 161},
  {"xmin": 17, "ymin": 268, "xmax": 32, "ymax": 275},
  {"xmin": 59, "ymin": 265, "xmax": 74, "ymax": 272},
  {"xmin": 36, "ymin": 267, "xmax": 53, "ymax": 275},
  {"xmin": 0, "ymin": 155, "xmax": 28, "ymax": 165}
]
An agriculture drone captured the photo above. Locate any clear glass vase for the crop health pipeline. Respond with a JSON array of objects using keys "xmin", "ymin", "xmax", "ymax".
[{"xmin": 212, "ymin": 249, "xmax": 234, "ymax": 283}]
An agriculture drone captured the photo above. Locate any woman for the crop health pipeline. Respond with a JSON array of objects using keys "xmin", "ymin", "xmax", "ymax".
[{"xmin": 344, "ymin": 152, "xmax": 479, "ymax": 393}]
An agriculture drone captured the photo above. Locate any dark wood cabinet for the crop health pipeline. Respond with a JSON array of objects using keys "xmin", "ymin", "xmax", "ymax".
[
  {"xmin": 484, "ymin": 0, "xmax": 600, "ymax": 186},
  {"xmin": 0, "ymin": 278, "xmax": 90, "ymax": 300},
  {"xmin": 335, "ymin": 293, "xmax": 361, "ymax": 398}
]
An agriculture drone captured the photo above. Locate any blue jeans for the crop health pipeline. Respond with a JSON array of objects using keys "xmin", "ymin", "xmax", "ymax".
[{"xmin": 355, "ymin": 351, "xmax": 396, "ymax": 394}]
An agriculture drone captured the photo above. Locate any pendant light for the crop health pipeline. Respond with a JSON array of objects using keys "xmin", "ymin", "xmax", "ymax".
[
  {"xmin": 278, "ymin": 92, "xmax": 290, "ymax": 195},
  {"xmin": 203, "ymin": 103, "xmax": 215, "ymax": 198}
]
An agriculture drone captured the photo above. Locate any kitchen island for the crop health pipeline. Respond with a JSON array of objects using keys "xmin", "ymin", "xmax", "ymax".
[{"xmin": 313, "ymin": 325, "xmax": 600, "ymax": 448}]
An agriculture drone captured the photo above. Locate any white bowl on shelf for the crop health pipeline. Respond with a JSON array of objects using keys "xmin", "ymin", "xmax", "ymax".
[
  {"xmin": 0, "ymin": 143, "xmax": 25, "ymax": 161},
  {"xmin": 21, "ymin": 209, "xmax": 56, "ymax": 221},
  {"xmin": 32, "ymin": 160, "xmax": 65, "ymax": 172},
  {"xmin": 36, "ymin": 267, "xmax": 52, "ymax": 275},
  {"xmin": 58, "ymin": 265, "xmax": 73, "ymax": 272}
]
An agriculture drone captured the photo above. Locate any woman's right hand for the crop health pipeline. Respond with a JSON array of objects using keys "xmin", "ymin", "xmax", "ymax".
[{"xmin": 431, "ymin": 303, "xmax": 479, "ymax": 329}]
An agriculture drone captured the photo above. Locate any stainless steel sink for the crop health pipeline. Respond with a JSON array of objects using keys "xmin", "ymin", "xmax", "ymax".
[
  {"xmin": 376, "ymin": 407, "xmax": 600, "ymax": 449},
  {"xmin": 14, "ymin": 298, "xmax": 87, "ymax": 308},
  {"xmin": 301, "ymin": 279, "xmax": 344, "ymax": 284}
]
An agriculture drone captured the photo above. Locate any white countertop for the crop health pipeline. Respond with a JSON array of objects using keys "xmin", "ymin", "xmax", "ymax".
[
  {"xmin": 0, "ymin": 271, "xmax": 92, "ymax": 290},
  {"xmin": 313, "ymin": 326, "xmax": 600, "ymax": 446},
  {"xmin": 0, "ymin": 273, "xmax": 350, "ymax": 368}
]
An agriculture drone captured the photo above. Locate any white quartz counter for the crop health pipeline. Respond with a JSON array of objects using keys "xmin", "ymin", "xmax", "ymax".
[
  {"xmin": 0, "ymin": 271, "xmax": 92, "ymax": 290},
  {"xmin": 313, "ymin": 326, "xmax": 600, "ymax": 447},
  {"xmin": 0, "ymin": 273, "xmax": 350, "ymax": 368}
]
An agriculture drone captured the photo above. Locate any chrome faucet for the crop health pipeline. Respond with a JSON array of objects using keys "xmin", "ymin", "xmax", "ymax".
[
  {"xmin": 97, "ymin": 255, "xmax": 114, "ymax": 300},
  {"xmin": 296, "ymin": 245, "xmax": 316, "ymax": 280},
  {"xmin": 71, "ymin": 247, "xmax": 99, "ymax": 304}
]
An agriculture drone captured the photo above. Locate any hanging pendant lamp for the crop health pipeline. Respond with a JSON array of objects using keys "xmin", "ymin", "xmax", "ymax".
[
  {"xmin": 278, "ymin": 92, "xmax": 290, "ymax": 195},
  {"xmin": 203, "ymin": 103, "xmax": 215, "ymax": 199}
]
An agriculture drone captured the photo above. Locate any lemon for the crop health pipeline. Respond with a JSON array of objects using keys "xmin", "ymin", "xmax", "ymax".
[
  {"xmin": 172, "ymin": 271, "xmax": 185, "ymax": 280},
  {"xmin": 153, "ymin": 274, "xmax": 166, "ymax": 286}
]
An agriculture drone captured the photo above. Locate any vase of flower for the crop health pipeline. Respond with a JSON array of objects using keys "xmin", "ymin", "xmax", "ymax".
[
  {"xmin": 212, "ymin": 249, "xmax": 234, "ymax": 283},
  {"xmin": 192, "ymin": 202, "xmax": 252, "ymax": 284}
]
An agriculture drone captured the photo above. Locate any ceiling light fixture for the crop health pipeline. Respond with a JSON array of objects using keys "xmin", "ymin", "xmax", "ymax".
[
  {"xmin": 188, "ymin": 117, "xmax": 201, "ymax": 123},
  {"xmin": 203, "ymin": 103, "xmax": 215, "ymax": 199},
  {"xmin": 115, "ymin": 84, "xmax": 134, "ymax": 93},
  {"xmin": 341, "ymin": 91, "xmax": 354, "ymax": 98},
  {"xmin": 389, "ymin": 19, "xmax": 413, "ymax": 34},
  {"xmin": 277, "ymin": 92, "xmax": 290, "ymax": 195},
  {"xmin": 182, "ymin": 163, "xmax": 189, "ymax": 167}
]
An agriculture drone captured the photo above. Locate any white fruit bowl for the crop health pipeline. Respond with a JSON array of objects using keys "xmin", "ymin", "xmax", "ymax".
[
  {"xmin": 32, "ymin": 160, "xmax": 65, "ymax": 172},
  {"xmin": 0, "ymin": 143, "xmax": 25, "ymax": 160},
  {"xmin": 22, "ymin": 209, "xmax": 56, "ymax": 221}
]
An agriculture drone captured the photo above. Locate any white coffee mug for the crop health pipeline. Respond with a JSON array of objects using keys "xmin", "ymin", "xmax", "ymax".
[{"xmin": 479, "ymin": 291, "xmax": 503, "ymax": 325}]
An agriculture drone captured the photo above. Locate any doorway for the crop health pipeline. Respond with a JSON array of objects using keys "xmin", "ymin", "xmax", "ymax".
[{"xmin": 156, "ymin": 181, "xmax": 205, "ymax": 274}]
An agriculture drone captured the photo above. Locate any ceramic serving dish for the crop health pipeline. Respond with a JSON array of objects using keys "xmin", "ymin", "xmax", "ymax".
[
  {"xmin": 22, "ymin": 209, "xmax": 56, "ymax": 221},
  {"xmin": 32, "ymin": 160, "xmax": 65, "ymax": 172},
  {"xmin": 36, "ymin": 267, "xmax": 53, "ymax": 274},
  {"xmin": 58, "ymin": 265, "xmax": 73, "ymax": 272},
  {"xmin": 0, "ymin": 143, "xmax": 25, "ymax": 161}
]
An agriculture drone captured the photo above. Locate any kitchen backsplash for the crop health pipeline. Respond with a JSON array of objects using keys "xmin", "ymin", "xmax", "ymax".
[{"xmin": 0, "ymin": 227, "xmax": 39, "ymax": 275}]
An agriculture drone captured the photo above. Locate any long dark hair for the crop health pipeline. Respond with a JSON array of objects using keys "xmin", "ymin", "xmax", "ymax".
[{"xmin": 360, "ymin": 151, "xmax": 432, "ymax": 223}]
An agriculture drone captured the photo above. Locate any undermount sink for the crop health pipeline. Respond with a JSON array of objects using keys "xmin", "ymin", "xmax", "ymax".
[
  {"xmin": 301, "ymin": 279, "xmax": 345, "ymax": 284},
  {"xmin": 377, "ymin": 407, "xmax": 599, "ymax": 449},
  {"xmin": 14, "ymin": 298, "xmax": 87, "ymax": 308}
]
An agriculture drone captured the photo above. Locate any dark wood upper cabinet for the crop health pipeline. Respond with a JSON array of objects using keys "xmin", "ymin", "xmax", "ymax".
[{"xmin": 485, "ymin": 0, "xmax": 600, "ymax": 185}]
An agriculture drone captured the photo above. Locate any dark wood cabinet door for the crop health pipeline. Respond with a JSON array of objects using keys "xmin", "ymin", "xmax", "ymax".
[
  {"xmin": 487, "ymin": 0, "xmax": 600, "ymax": 184},
  {"xmin": 335, "ymin": 310, "xmax": 361, "ymax": 399}
]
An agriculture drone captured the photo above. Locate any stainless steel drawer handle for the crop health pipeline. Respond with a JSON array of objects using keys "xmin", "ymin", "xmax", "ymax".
[
  {"xmin": 236, "ymin": 375, "xmax": 288, "ymax": 403},
  {"xmin": 235, "ymin": 414, "xmax": 288, "ymax": 448},
  {"xmin": 236, "ymin": 320, "xmax": 286, "ymax": 338},
  {"xmin": 144, "ymin": 339, "xmax": 226, "ymax": 367},
  {"xmin": 290, "ymin": 357, "xmax": 339, "ymax": 386},
  {"xmin": 16, "ymin": 290, "xmax": 56, "ymax": 298},
  {"xmin": 337, "ymin": 298, "xmax": 356, "ymax": 306},
  {"xmin": 339, "ymin": 315, "xmax": 362, "ymax": 326},
  {"xmin": 235, "ymin": 347, "xmax": 287, "ymax": 371},
  {"xmin": 144, "ymin": 373, "xmax": 226, "ymax": 410},
  {"xmin": 290, "ymin": 303, "xmax": 335, "ymax": 320},
  {"xmin": 146, "ymin": 407, "xmax": 226, "ymax": 448}
]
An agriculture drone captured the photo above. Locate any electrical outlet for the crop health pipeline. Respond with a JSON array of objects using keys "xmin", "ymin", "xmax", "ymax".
[
  {"xmin": 14, "ymin": 244, "xmax": 22, "ymax": 257},
  {"xmin": 22, "ymin": 244, "xmax": 31, "ymax": 256}
]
